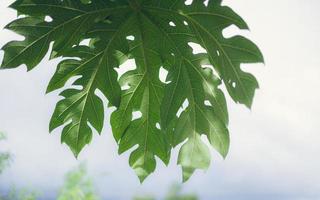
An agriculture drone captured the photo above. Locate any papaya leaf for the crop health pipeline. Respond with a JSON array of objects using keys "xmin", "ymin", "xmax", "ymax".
[{"xmin": 1, "ymin": 0, "xmax": 263, "ymax": 182}]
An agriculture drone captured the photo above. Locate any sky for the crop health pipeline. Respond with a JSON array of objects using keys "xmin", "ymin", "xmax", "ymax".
[{"xmin": 0, "ymin": 0, "xmax": 320, "ymax": 199}]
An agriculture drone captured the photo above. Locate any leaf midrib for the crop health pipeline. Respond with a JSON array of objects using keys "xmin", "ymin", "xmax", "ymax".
[{"xmin": 74, "ymin": 13, "xmax": 135, "ymax": 150}]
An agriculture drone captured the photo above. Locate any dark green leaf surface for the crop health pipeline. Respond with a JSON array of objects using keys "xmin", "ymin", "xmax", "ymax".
[{"xmin": 1, "ymin": 0, "xmax": 263, "ymax": 182}]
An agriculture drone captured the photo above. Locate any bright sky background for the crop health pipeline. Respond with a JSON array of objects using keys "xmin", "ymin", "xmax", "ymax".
[{"xmin": 0, "ymin": 0, "xmax": 320, "ymax": 199}]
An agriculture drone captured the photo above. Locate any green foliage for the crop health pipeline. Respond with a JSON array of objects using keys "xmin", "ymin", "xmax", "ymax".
[
  {"xmin": 1, "ymin": 0, "xmax": 263, "ymax": 181},
  {"xmin": 0, "ymin": 133, "xmax": 6, "ymax": 141},
  {"xmin": 0, "ymin": 187, "xmax": 38, "ymax": 200},
  {"xmin": 0, "ymin": 153, "xmax": 10, "ymax": 174},
  {"xmin": 0, "ymin": 132, "xmax": 11, "ymax": 174},
  {"xmin": 57, "ymin": 163, "xmax": 100, "ymax": 200}
]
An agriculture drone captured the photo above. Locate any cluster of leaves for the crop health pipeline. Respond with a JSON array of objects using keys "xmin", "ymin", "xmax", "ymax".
[{"xmin": 1, "ymin": 0, "xmax": 263, "ymax": 182}]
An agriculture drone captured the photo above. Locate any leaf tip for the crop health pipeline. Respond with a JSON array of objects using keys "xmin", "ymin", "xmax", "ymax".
[
  {"xmin": 74, "ymin": 153, "xmax": 80, "ymax": 159},
  {"xmin": 181, "ymin": 167, "xmax": 195, "ymax": 183},
  {"xmin": 45, "ymin": 89, "xmax": 51, "ymax": 95},
  {"xmin": 135, "ymin": 169, "xmax": 149, "ymax": 184},
  {"xmin": 50, "ymin": 50, "xmax": 58, "ymax": 60},
  {"xmin": 138, "ymin": 176, "xmax": 147, "ymax": 184},
  {"xmin": 69, "ymin": 145, "xmax": 82, "ymax": 159},
  {"xmin": 221, "ymin": 151, "xmax": 228, "ymax": 160},
  {"xmin": 8, "ymin": 1, "xmax": 18, "ymax": 9}
]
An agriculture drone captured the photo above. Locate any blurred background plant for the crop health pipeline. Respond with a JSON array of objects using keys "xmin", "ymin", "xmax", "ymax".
[
  {"xmin": 1, "ymin": 137, "xmax": 198, "ymax": 200},
  {"xmin": 164, "ymin": 184, "xmax": 198, "ymax": 200},
  {"xmin": 0, "ymin": 132, "xmax": 38, "ymax": 200},
  {"xmin": 57, "ymin": 163, "xmax": 100, "ymax": 200},
  {"xmin": 0, "ymin": 132, "xmax": 11, "ymax": 174},
  {"xmin": 134, "ymin": 183, "xmax": 198, "ymax": 200},
  {"xmin": 0, "ymin": 188, "xmax": 38, "ymax": 200}
]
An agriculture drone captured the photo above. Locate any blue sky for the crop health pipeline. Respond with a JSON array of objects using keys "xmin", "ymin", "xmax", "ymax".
[{"xmin": 0, "ymin": 0, "xmax": 320, "ymax": 199}]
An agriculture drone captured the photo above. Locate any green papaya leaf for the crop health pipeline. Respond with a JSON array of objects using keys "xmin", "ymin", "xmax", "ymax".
[{"xmin": 1, "ymin": 0, "xmax": 263, "ymax": 182}]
